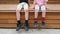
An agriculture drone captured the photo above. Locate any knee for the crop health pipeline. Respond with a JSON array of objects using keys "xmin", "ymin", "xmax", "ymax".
[
  {"xmin": 41, "ymin": 8, "xmax": 46, "ymax": 12},
  {"xmin": 24, "ymin": 9, "xmax": 28, "ymax": 12},
  {"xmin": 41, "ymin": 10, "xmax": 46, "ymax": 12},
  {"xmin": 41, "ymin": 6, "xmax": 46, "ymax": 12},
  {"xmin": 35, "ymin": 9, "xmax": 39, "ymax": 12},
  {"xmin": 16, "ymin": 9, "xmax": 20, "ymax": 12}
]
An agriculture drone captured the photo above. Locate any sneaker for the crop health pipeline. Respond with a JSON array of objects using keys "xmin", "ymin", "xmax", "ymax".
[
  {"xmin": 41, "ymin": 21, "xmax": 45, "ymax": 28},
  {"xmin": 24, "ymin": 21, "xmax": 29, "ymax": 31},
  {"xmin": 16, "ymin": 23, "xmax": 21, "ymax": 31},
  {"xmin": 24, "ymin": 26, "xmax": 29, "ymax": 31},
  {"xmin": 34, "ymin": 21, "xmax": 38, "ymax": 27}
]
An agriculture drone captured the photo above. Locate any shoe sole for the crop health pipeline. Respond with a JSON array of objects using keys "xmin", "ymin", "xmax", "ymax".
[{"xmin": 16, "ymin": 27, "xmax": 21, "ymax": 31}]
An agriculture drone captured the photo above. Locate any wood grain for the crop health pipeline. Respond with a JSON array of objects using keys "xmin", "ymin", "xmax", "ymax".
[
  {"xmin": 0, "ymin": 10, "xmax": 60, "ymax": 28},
  {"xmin": 0, "ymin": 23, "xmax": 60, "ymax": 28},
  {"xmin": 0, "ymin": 0, "xmax": 60, "ymax": 4}
]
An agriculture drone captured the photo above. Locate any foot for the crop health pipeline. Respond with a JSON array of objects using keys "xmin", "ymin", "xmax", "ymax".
[
  {"xmin": 16, "ymin": 23, "xmax": 21, "ymax": 31},
  {"xmin": 24, "ymin": 26, "xmax": 29, "ymax": 31},
  {"xmin": 16, "ymin": 26, "xmax": 21, "ymax": 31},
  {"xmin": 24, "ymin": 21, "xmax": 29, "ymax": 31},
  {"xmin": 41, "ymin": 21, "xmax": 45, "ymax": 28},
  {"xmin": 34, "ymin": 21, "xmax": 38, "ymax": 27}
]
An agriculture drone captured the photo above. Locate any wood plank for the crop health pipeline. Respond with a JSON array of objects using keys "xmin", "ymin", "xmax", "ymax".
[
  {"xmin": 8, "ymin": 20, "xmax": 17, "ymax": 24},
  {"xmin": 0, "ymin": 23, "xmax": 60, "ymax": 28},
  {"xmin": 28, "ymin": 0, "xmax": 60, "ymax": 4},
  {"xmin": 8, "ymin": 20, "xmax": 60, "ymax": 24},
  {"xmin": 0, "ymin": 10, "xmax": 60, "ymax": 12},
  {"xmin": 8, "ymin": 13, "xmax": 16, "ymax": 19},
  {"xmin": 0, "ymin": 12, "xmax": 9, "ymax": 19},
  {"xmin": 0, "ymin": 12, "xmax": 60, "ymax": 20},
  {"xmin": 0, "ymin": 4, "xmax": 60, "ymax": 10},
  {"xmin": 0, "ymin": 20, "xmax": 8, "ymax": 23},
  {"xmin": 28, "ymin": 20, "xmax": 60, "ymax": 24},
  {"xmin": 45, "ymin": 23, "xmax": 60, "ymax": 28},
  {"xmin": 0, "ymin": 0, "xmax": 60, "ymax": 4},
  {"xmin": 0, "ymin": 11, "xmax": 60, "ymax": 28},
  {"xmin": 0, "ymin": 24, "xmax": 16, "ymax": 28},
  {"xmin": 0, "ymin": 0, "xmax": 19, "ymax": 4}
]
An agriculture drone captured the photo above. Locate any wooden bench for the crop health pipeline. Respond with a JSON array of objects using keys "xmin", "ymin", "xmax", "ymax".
[
  {"xmin": 0, "ymin": 4, "xmax": 60, "ymax": 28},
  {"xmin": 0, "ymin": 4, "xmax": 60, "ymax": 12}
]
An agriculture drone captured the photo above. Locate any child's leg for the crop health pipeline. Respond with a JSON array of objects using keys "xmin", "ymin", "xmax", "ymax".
[
  {"xmin": 34, "ymin": 5, "xmax": 39, "ymax": 27},
  {"xmin": 24, "ymin": 3, "xmax": 29, "ymax": 31},
  {"xmin": 16, "ymin": 8, "xmax": 21, "ymax": 26},
  {"xmin": 16, "ymin": 8, "xmax": 21, "ymax": 23},
  {"xmin": 35, "ymin": 12, "xmax": 38, "ymax": 21},
  {"xmin": 41, "ymin": 5, "xmax": 46, "ymax": 26},
  {"xmin": 16, "ymin": 3, "xmax": 22, "ymax": 31},
  {"xmin": 42, "ymin": 12, "xmax": 46, "ymax": 22},
  {"xmin": 25, "ymin": 10, "xmax": 29, "ymax": 26}
]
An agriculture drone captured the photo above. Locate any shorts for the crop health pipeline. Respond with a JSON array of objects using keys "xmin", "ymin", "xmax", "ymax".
[
  {"xmin": 16, "ymin": 2, "xmax": 28, "ymax": 10},
  {"xmin": 35, "ymin": 5, "xmax": 46, "ymax": 12}
]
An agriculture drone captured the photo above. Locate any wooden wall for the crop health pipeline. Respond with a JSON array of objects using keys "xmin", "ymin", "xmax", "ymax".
[
  {"xmin": 0, "ymin": 10, "xmax": 60, "ymax": 28},
  {"xmin": 0, "ymin": 0, "xmax": 60, "ymax": 28},
  {"xmin": 0, "ymin": 0, "xmax": 60, "ymax": 4}
]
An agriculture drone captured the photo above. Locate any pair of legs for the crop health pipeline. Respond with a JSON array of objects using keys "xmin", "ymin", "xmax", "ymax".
[
  {"xmin": 16, "ymin": 2, "xmax": 29, "ymax": 31},
  {"xmin": 34, "ymin": 5, "xmax": 46, "ymax": 27}
]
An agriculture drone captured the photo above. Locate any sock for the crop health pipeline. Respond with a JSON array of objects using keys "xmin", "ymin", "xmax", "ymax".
[
  {"xmin": 25, "ymin": 20, "xmax": 28, "ymax": 26},
  {"xmin": 42, "ymin": 17, "xmax": 46, "ymax": 22},
  {"xmin": 17, "ymin": 20, "xmax": 21, "ymax": 27},
  {"xmin": 34, "ymin": 18, "xmax": 37, "ymax": 21}
]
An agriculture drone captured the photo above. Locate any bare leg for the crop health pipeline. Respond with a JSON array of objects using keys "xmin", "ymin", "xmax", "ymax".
[
  {"xmin": 16, "ymin": 9, "xmax": 20, "ymax": 20},
  {"xmin": 41, "ymin": 12, "xmax": 46, "ymax": 28},
  {"xmin": 42, "ymin": 12, "xmax": 46, "ymax": 22},
  {"xmin": 35, "ymin": 12, "xmax": 38, "ymax": 21},
  {"xmin": 24, "ymin": 9, "xmax": 29, "ymax": 31},
  {"xmin": 41, "ymin": 5, "xmax": 46, "ymax": 27},
  {"xmin": 34, "ymin": 5, "xmax": 39, "ymax": 27},
  {"xmin": 25, "ymin": 10, "xmax": 29, "ymax": 20},
  {"xmin": 25, "ymin": 10, "xmax": 29, "ymax": 27},
  {"xmin": 16, "ymin": 9, "xmax": 21, "ymax": 31},
  {"xmin": 34, "ymin": 12, "xmax": 38, "ymax": 28}
]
